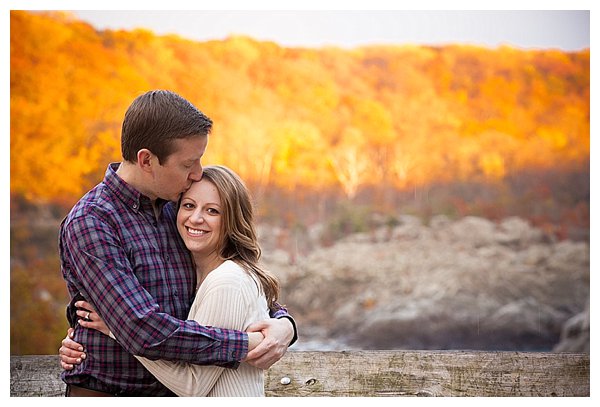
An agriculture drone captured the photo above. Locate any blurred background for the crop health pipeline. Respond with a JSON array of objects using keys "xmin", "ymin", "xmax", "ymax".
[{"xmin": 9, "ymin": 9, "xmax": 589, "ymax": 355}]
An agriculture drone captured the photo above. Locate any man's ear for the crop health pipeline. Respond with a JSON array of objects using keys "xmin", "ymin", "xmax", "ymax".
[{"xmin": 137, "ymin": 149, "xmax": 155, "ymax": 173}]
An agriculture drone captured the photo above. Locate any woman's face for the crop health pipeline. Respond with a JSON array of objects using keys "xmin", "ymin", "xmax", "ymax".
[{"xmin": 177, "ymin": 179, "xmax": 223, "ymax": 257}]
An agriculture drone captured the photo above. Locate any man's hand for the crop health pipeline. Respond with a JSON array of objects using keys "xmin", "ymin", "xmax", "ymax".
[
  {"xmin": 247, "ymin": 331, "xmax": 265, "ymax": 352},
  {"xmin": 59, "ymin": 328, "xmax": 86, "ymax": 370},
  {"xmin": 244, "ymin": 318, "xmax": 293, "ymax": 370}
]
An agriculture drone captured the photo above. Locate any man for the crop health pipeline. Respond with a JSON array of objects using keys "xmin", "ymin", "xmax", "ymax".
[{"xmin": 58, "ymin": 90, "xmax": 297, "ymax": 396}]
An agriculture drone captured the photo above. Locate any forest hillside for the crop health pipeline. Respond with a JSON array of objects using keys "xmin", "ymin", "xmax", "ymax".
[{"xmin": 10, "ymin": 11, "xmax": 589, "ymax": 355}]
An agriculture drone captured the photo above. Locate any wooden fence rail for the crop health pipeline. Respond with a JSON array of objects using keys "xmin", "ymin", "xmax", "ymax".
[{"xmin": 10, "ymin": 351, "xmax": 590, "ymax": 397}]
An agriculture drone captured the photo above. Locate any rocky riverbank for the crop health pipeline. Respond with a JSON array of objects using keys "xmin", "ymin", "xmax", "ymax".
[{"xmin": 260, "ymin": 215, "xmax": 589, "ymax": 352}]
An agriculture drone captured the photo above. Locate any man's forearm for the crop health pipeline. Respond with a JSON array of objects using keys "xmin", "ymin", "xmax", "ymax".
[{"xmin": 110, "ymin": 315, "xmax": 249, "ymax": 368}]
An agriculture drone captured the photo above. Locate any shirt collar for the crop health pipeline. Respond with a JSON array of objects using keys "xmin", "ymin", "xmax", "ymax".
[{"xmin": 103, "ymin": 163, "xmax": 150, "ymax": 214}]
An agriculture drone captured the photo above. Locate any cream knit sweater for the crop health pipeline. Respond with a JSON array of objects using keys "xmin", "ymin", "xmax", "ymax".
[{"xmin": 134, "ymin": 260, "xmax": 269, "ymax": 396}]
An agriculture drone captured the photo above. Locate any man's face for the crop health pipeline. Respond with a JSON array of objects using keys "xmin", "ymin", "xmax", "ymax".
[{"xmin": 151, "ymin": 136, "xmax": 208, "ymax": 202}]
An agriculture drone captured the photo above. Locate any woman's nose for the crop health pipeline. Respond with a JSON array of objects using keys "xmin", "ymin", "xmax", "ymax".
[{"xmin": 190, "ymin": 210, "xmax": 204, "ymax": 223}]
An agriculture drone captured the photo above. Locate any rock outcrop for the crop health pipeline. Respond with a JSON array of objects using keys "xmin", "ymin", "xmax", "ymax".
[{"xmin": 261, "ymin": 215, "xmax": 589, "ymax": 352}]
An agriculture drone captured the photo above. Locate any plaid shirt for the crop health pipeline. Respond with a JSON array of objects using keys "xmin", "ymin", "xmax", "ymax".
[{"xmin": 60, "ymin": 163, "xmax": 290, "ymax": 396}]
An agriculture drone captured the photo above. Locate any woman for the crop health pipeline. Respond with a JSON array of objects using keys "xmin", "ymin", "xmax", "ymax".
[{"xmin": 75, "ymin": 165, "xmax": 280, "ymax": 396}]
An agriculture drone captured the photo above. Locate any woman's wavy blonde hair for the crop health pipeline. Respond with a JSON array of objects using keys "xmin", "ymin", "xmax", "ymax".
[{"xmin": 200, "ymin": 165, "xmax": 280, "ymax": 309}]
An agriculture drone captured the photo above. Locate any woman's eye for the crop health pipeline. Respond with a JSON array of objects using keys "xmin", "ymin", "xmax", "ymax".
[
  {"xmin": 207, "ymin": 208, "xmax": 219, "ymax": 215},
  {"xmin": 182, "ymin": 203, "xmax": 195, "ymax": 209}
]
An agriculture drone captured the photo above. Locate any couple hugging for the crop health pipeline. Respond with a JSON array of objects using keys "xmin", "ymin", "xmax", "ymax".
[{"xmin": 58, "ymin": 90, "xmax": 298, "ymax": 397}]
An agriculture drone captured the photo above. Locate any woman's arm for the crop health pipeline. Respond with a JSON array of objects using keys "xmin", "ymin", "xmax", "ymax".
[{"xmin": 132, "ymin": 266, "xmax": 264, "ymax": 396}]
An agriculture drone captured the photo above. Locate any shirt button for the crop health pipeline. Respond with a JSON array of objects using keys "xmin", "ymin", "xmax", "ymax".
[
  {"xmin": 172, "ymin": 290, "xmax": 178, "ymax": 297},
  {"xmin": 165, "ymin": 255, "xmax": 170, "ymax": 262},
  {"xmin": 132, "ymin": 203, "xmax": 138, "ymax": 210}
]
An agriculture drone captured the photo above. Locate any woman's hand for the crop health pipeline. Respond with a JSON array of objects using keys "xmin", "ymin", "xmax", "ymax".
[
  {"xmin": 75, "ymin": 301, "xmax": 111, "ymax": 336},
  {"xmin": 59, "ymin": 328, "xmax": 85, "ymax": 370},
  {"xmin": 58, "ymin": 302, "xmax": 111, "ymax": 370}
]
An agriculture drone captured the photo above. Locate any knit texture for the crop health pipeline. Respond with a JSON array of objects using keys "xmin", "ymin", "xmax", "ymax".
[{"xmin": 135, "ymin": 260, "xmax": 269, "ymax": 396}]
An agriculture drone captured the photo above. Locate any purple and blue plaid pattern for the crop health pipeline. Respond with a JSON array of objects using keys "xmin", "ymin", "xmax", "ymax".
[{"xmin": 60, "ymin": 163, "xmax": 250, "ymax": 395}]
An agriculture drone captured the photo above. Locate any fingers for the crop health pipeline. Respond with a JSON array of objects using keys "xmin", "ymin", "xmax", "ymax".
[
  {"xmin": 62, "ymin": 335, "xmax": 84, "ymax": 352},
  {"xmin": 244, "ymin": 318, "xmax": 291, "ymax": 369},
  {"xmin": 60, "ymin": 324, "xmax": 86, "ymax": 371},
  {"xmin": 246, "ymin": 320, "xmax": 268, "ymax": 333},
  {"xmin": 245, "ymin": 350, "xmax": 281, "ymax": 370},
  {"xmin": 74, "ymin": 301, "xmax": 97, "ymax": 323},
  {"xmin": 76, "ymin": 309, "xmax": 93, "ymax": 321},
  {"xmin": 58, "ymin": 346, "xmax": 85, "ymax": 364},
  {"xmin": 245, "ymin": 337, "xmax": 286, "ymax": 369},
  {"xmin": 75, "ymin": 300, "xmax": 96, "ymax": 313},
  {"xmin": 78, "ymin": 318, "xmax": 101, "ymax": 330},
  {"xmin": 60, "ymin": 359, "xmax": 75, "ymax": 370},
  {"xmin": 59, "ymin": 337, "xmax": 86, "ymax": 371},
  {"xmin": 245, "ymin": 338, "xmax": 273, "ymax": 361}
]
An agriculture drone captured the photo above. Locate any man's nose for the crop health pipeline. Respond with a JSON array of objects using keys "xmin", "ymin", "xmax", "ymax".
[{"xmin": 189, "ymin": 163, "xmax": 203, "ymax": 181}]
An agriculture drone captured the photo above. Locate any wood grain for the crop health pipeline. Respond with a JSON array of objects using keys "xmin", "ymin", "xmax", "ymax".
[{"xmin": 11, "ymin": 351, "xmax": 589, "ymax": 397}]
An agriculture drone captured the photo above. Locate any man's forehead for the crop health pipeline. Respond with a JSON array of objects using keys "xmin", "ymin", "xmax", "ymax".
[{"xmin": 171, "ymin": 136, "xmax": 207, "ymax": 157}]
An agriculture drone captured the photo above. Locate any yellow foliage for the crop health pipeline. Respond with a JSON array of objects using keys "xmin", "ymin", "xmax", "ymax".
[
  {"xmin": 479, "ymin": 153, "xmax": 507, "ymax": 179},
  {"xmin": 10, "ymin": 10, "xmax": 590, "ymax": 205}
]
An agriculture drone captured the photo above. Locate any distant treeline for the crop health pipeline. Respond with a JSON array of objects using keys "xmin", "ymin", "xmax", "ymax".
[{"xmin": 11, "ymin": 10, "xmax": 589, "ymax": 209}]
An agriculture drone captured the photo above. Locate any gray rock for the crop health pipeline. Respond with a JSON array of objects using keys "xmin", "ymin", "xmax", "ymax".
[{"xmin": 262, "ymin": 215, "xmax": 589, "ymax": 352}]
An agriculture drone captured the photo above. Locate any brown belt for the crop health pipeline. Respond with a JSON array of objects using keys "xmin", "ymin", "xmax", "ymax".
[{"xmin": 66, "ymin": 384, "xmax": 115, "ymax": 397}]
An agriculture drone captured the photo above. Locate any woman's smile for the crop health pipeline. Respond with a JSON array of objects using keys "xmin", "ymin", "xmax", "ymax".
[{"xmin": 185, "ymin": 226, "xmax": 210, "ymax": 236}]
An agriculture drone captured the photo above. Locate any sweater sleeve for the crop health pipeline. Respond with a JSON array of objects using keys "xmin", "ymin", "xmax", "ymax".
[{"xmin": 133, "ymin": 263, "xmax": 263, "ymax": 396}]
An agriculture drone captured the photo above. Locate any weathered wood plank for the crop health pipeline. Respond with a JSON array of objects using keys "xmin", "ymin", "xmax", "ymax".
[
  {"xmin": 10, "ymin": 355, "xmax": 66, "ymax": 397},
  {"xmin": 11, "ymin": 351, "xmax": 589, "ymax": 397},
  {"xmin": 265, "ymin": 351, "xmax": 589, "ymax": 396}
]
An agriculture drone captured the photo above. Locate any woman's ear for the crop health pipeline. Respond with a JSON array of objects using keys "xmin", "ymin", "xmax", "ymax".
[{"xmin": 137, "ymin": 149, "xmax": 154, "ymax": 173}]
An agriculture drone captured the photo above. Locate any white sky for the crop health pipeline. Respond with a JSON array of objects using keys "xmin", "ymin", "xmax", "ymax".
[{"xmin": 69, "ymin": 9, "xmax": 590, "ymax": 51}]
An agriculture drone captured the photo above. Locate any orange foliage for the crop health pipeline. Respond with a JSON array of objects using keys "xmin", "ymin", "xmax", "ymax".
[{"xmin": 10, "ymin": 11, "xmax": 590, "ymax": 204}]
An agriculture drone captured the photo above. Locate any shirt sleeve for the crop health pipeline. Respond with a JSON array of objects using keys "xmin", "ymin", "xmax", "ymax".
[
  {"xmin": 61, "ymin": 212, "xmax": 248, "ymax": 367},
  {"xmin": 132, "ymin": 267, "xmax": 260, "ymax": 396}
]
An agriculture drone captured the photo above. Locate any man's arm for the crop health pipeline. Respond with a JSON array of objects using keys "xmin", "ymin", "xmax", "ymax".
[
  {"xmin": 59, "ymin": 306, "xmax": 263, "ymax": 371},
  {"xmin": 60, "ymin": 291, "xmax": 298, "ymax": 371},
  {"xmin": 61, "ymin": 213, "xmax": 247, "ymax": 367}
]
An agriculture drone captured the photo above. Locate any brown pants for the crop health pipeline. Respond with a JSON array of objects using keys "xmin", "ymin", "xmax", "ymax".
[{"xmin": 66, "ymin": 384, "xmax": 115, "ymax": 397}]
